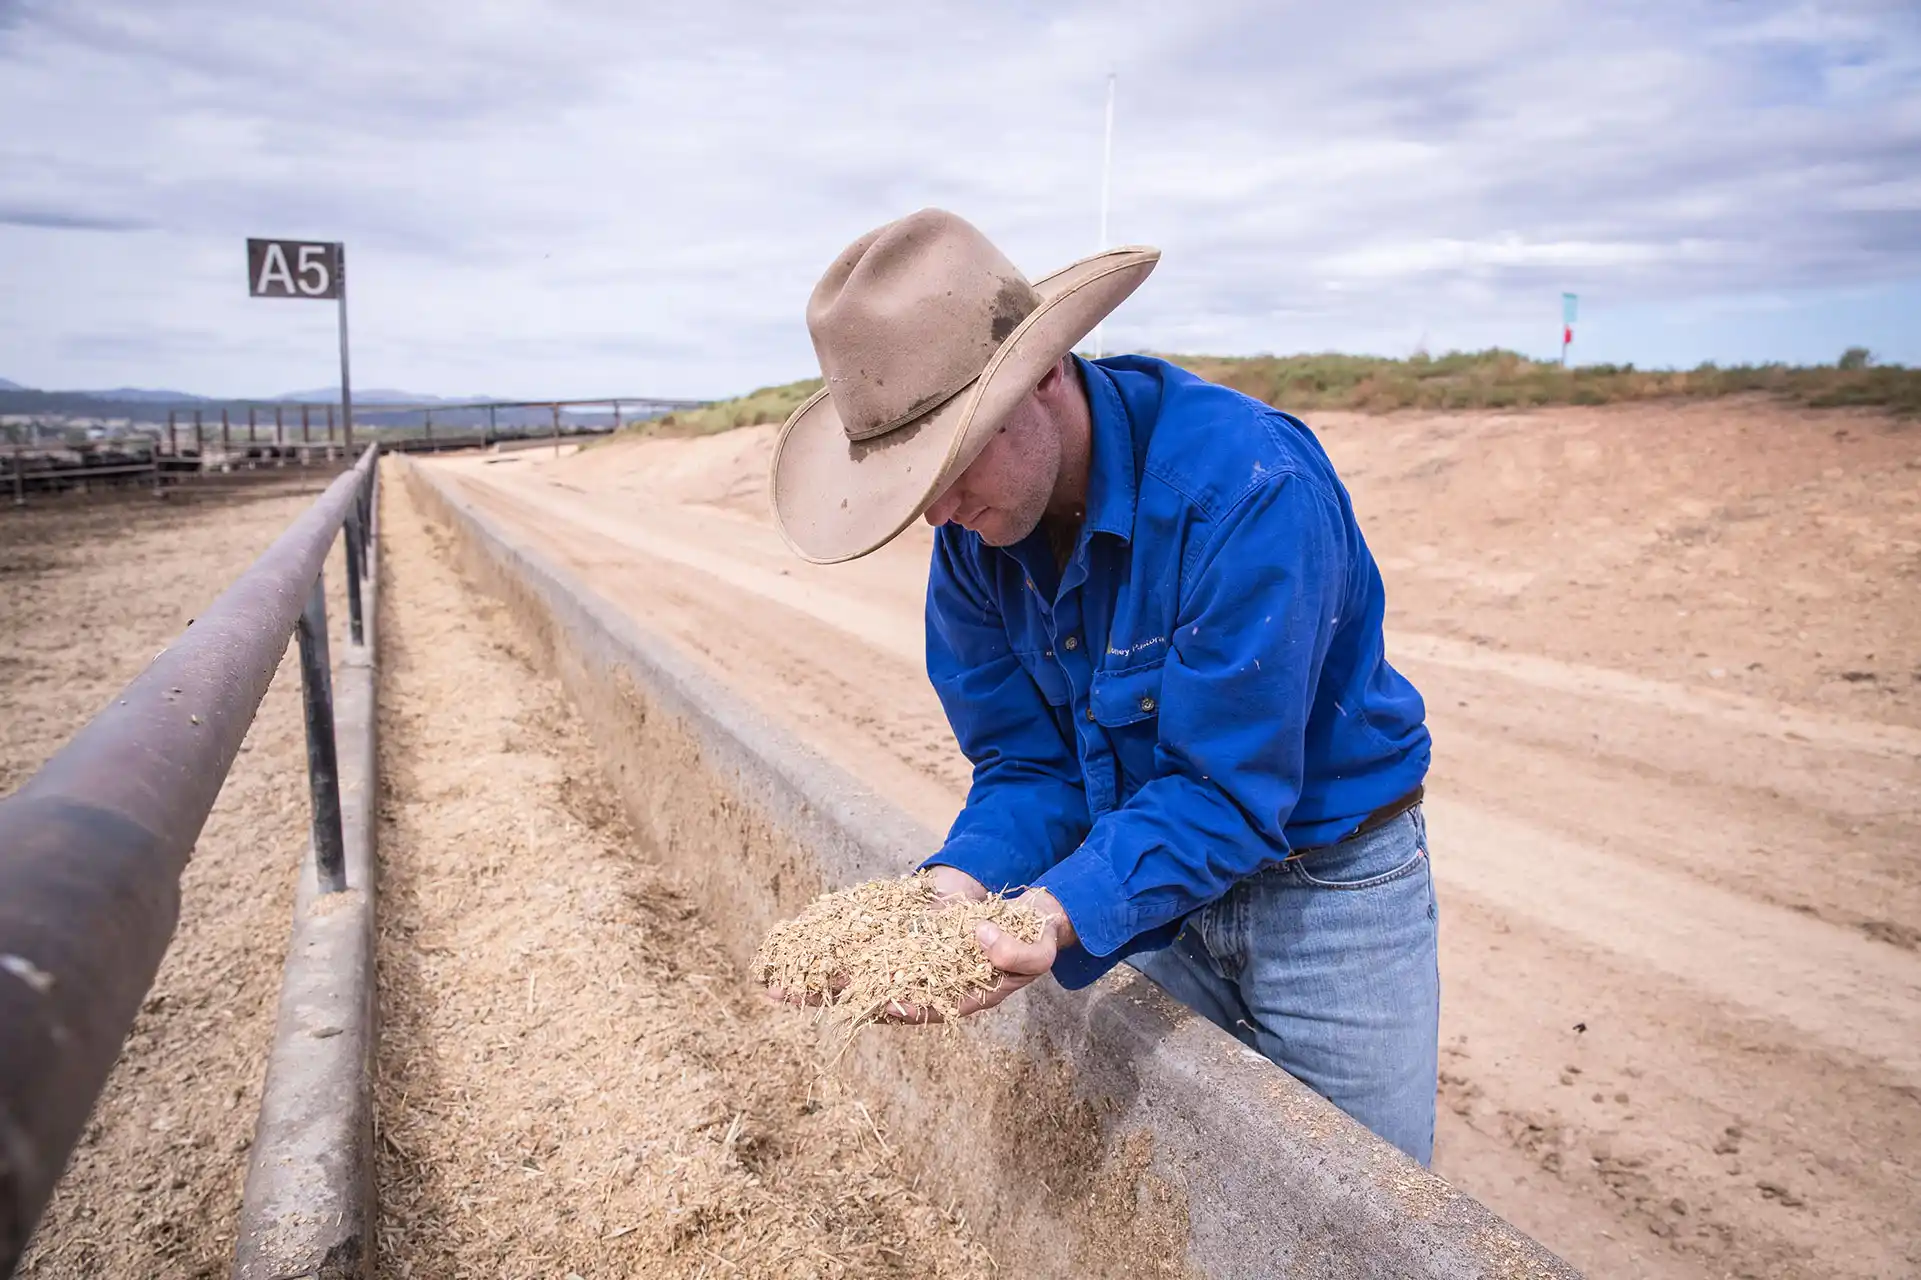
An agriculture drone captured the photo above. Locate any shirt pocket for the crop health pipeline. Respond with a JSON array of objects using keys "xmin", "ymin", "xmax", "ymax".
[{"xmin": 1090, "ymin": 660, "xmax": 1166, "ymax": 727}]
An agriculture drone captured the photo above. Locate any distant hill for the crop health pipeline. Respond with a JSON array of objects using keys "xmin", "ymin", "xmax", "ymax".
[
  {"xmin": 0, "ymin": 381, "xmax": 479, "ymax": 424},
  {"xmin": 0, "ymin": 381, "xmax": 204, "ymax": 403},
  {"xmin": 274, "ymin": 387, "xmax": 470, "ymax": 404},
  {"xmin": 0, "ymin": 380, "xmax": 461, "ymax": 406},
  {"xmin": 88, "ymin": 386, "xmax": 207, "ymax": 403}
]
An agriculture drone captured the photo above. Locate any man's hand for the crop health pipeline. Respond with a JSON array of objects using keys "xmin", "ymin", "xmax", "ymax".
[
  {"xmin": 767, "ymin": 865, "xmax": 989, "ymax": 1008},
  {"xmin": 884, "ymin": 886, "xmax": 1077, "ymax": 1023}
]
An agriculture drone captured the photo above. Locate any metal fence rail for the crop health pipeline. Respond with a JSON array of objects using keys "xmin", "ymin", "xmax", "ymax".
[
  {"xmin": 4, "ymin": 393, "xmax": 697, "ymax": 503},
  {"xmin": 0, "ymin": 445, "xmax": 379, "ymax": 1275}
]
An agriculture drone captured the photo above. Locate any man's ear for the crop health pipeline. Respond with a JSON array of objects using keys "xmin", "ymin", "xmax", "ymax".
[{"xmin": 1036, "ymin": 355, "xmax": 1069, "ymax": 395}]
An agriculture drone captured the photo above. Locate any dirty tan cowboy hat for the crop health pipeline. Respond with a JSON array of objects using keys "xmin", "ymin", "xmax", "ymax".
[{"xmin": 770, "ymin": 208, "xmax": 1159, "ymax": 564}]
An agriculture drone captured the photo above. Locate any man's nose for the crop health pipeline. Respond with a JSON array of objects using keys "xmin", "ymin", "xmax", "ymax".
[{"xmin": 924, "ymin": 488, "xmax": 961, "ymax": 526}]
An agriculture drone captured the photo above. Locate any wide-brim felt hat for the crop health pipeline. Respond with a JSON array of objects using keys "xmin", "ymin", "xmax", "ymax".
[{"xmin": 771, "ymin": 208, "xmax": 1158, "ymax": 564}]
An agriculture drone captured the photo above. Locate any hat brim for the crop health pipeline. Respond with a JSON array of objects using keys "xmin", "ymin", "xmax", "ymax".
[{"xmin": 770, "ymin": 244, "xmax": 1159, "ymax": 564}]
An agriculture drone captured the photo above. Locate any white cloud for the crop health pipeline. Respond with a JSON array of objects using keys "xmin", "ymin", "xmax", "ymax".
[{"xmin": 0, "ymin": 0, "xmax": 1916, "ymax": 396}]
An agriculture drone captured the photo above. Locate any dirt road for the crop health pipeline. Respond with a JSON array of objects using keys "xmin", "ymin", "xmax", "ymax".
[
  {"xmin": 4, "ymin": 481, "xmax": 346, "ymax": 1278},
  {"xmin": 432, "ymin": 396, "xmax": 1920, "ymax": 1280}
]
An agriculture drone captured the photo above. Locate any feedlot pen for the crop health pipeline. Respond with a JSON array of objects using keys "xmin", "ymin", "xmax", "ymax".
[
  {"xmin": 3, "ymin": 473, "xmax": 996, "ymax": 1279},
  {"xmin": 5, "ymin": 480, "xmax": 343, "ymax": 1275}
]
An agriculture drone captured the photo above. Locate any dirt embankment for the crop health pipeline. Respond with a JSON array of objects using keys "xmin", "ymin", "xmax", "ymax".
[
  {"xmin": 5, "ymin": 482, "xmax": 347, "ymax": 1279},
  {"xmin": 373, "ymin": 466, "xmax": 997, "ymax": 1278},
  {"xmin": 433, "ymin": 395, "xmax": 1920, "ymax": 1280}
]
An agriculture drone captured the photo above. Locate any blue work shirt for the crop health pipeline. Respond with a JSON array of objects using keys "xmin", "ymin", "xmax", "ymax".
[{"xmin": 921, "ymin": 355, "xmax": 1430, "ymax": 989}]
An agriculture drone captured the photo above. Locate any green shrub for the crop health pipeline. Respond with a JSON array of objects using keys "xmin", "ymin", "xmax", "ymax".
[{"xmin": 1160, "ymin": 350, "xmax": 1916, "ymax": 417}]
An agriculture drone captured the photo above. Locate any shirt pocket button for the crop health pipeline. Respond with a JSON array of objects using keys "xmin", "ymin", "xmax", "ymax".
[
  {"xmin": 1084, "ymin": 707, "xmax": 1096, "ymax": 722},
  {"xmin": 1140, "ymin": 696, "xmax": 1157, "ymax": 713},
  {"xmin": 1063, "ymin": 636, "xmax": 1079, "ymax": 651}
]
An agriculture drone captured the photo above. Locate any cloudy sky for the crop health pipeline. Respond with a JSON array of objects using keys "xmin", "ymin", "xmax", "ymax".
[{"xmin": 1, "ymin": 0, "xmax": 1916, "ymax": 399}]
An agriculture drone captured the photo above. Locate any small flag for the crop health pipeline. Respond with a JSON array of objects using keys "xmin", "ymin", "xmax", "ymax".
[
  {"xmin": 1564, "ymin": 325, "xmax": 1573, "ymax": 345},
  {"xmin": 1562, "ymin": 292, "xmax": 1579, "ymax": 326}
]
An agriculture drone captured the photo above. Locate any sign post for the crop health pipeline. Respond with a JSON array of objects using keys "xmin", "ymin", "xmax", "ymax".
[
  {"xmin": 1561, "ymin": 292, "xmax": 1578, "ymax": 367},
  {"xmin": 248, "ymin": 238, "xmax": 353, "ymax": 453}
]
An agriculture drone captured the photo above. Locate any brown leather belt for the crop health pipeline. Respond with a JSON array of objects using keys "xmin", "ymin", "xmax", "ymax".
[{"xmin": 1286, "ymin": 784, "xmax": 1425, "ymax": 860}]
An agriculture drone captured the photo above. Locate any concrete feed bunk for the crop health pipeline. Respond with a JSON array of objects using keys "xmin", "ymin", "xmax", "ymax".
[{"xmin": 403, "ymin": 457, "xmax": 1577, "ymax": 1279}]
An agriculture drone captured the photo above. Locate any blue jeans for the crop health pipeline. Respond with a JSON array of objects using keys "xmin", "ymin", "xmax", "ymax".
[{"xmin": 1129, "ymin": 806, "xmax": 1440, "ymax": 1165}]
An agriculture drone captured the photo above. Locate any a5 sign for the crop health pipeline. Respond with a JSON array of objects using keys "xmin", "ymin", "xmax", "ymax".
[{"xmin": 247, "ymin": 238, "xmax": 343, "ymax": 300}]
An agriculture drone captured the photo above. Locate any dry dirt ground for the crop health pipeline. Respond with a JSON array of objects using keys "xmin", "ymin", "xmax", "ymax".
[
  {"xmin": 374, "ymin": 467, "xmax": 996, "ymax": 1279},
  {"xmin": 3, "ymin": 479, "xmax": 349, "ymax": 1278},
  {"xmin": 433, "ymin": 394, "xmax": 1920, "ymax": 1280}
]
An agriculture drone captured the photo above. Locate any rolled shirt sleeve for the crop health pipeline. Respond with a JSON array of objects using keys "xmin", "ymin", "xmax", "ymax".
[
  {"xmin": 919, "ymin": 529, "xmax": 1092, "ymax": 892},
  {"xmin": 1037, "ymin": 473, "xmax": 1348, "ymax": 964}
]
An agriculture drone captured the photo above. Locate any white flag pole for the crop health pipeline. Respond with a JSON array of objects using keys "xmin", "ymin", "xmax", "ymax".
[{"xmin": 1092, "ymin": 71, "xmax": 1117, "ymax": 359}]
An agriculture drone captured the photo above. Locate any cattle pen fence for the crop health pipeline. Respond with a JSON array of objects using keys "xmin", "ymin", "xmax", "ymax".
[
  {"xmin": 3, "ymin": 393, "xmax": 704, "ymax": 503},
  {"xmin": 0, "ymin": 445, "xmax": 382, "ymax": 1275}
]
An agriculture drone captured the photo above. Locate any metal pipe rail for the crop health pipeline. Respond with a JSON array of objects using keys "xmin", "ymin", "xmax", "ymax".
[{"xmin": 0, "ymin": 444, "xmax": 380, "ymax": 1275}]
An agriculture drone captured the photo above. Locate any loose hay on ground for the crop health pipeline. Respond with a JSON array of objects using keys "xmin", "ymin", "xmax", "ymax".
[
  {"xmin": 375, "ymin": 467, "xmax": 997, "ymax": 1279},
  {"xmin": 755, "ymin": 874, "xmax": 1043, "ymax": 1030}
]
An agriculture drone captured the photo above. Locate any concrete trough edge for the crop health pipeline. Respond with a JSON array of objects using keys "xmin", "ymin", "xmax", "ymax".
[
  {"xmin": 230, "ymin": 488, "xmax": 381, "ymax": 1280},
  {"xmin": 403, "ymin": 457, "xmax": 1581, "ymax": 1280}
]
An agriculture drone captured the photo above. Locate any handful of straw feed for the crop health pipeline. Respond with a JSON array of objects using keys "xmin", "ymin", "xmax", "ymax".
[{"xmin": 754, "ymin": 872, "xmax": 1045, "ymax": 1032}]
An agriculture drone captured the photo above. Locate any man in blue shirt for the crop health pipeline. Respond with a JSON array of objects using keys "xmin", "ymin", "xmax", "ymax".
[{"xmin": 771, "ymin": 209, "xmax": 1439, "ymax": 1165}]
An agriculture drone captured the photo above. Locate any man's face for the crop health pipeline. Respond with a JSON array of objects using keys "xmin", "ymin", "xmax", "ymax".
[{"xmin": 922, "ymin": 389, "xmax": 1060, "ymax": 546}]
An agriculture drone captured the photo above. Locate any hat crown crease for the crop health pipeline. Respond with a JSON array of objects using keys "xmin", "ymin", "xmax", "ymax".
[{"xmin": 806, "ymin": 208, "xmax": 1040, "ymax": 444}]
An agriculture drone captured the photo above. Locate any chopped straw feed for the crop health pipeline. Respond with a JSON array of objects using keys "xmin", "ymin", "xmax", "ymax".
[{"xmin": 755, "ymin": 873, "xmax": 1045, "ymax": 1030}]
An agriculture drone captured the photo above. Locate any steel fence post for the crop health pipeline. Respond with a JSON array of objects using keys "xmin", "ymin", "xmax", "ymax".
[
  {"xmin": 295, "ymin": 572, "xmax": 348, "ymax": 894},
  {"xmin": 365, "ymin": 454, "xmax": 379, "ymax": 552},
  {"xmin": 342, "ymin": 508, "xmax": 365, "ymax": 648}
]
